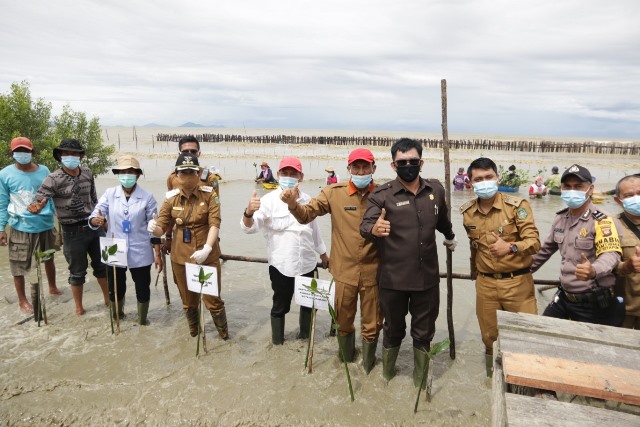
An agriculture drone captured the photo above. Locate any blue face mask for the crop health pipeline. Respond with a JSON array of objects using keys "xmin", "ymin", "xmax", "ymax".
[
  {"xmin": 118, "ymin": 174, "xmax": 137, "ymax": 189},
  {"xmin": 561, "ymin": 190, "xmax": 587, "ymax": 209},
  {"xmin": 61, "ymin": 155, "xmax": 81, "ymax": 169},
  {"xmin": 473, "ymin": 180, "xmax": 498, "ymax": 199},
  {"xmin": 622, "ymin": 195, "xmax": 640, "ymax": 216},
  {"xmin": 351, "ymin": 174, "xmax": 372, "ymax": 189},
  {"xmin": 13, "ymin": 152, "xmax": 32, "ymax": 165},
  {"xmin": 278, "ymin": 176, "xmax": 299, "ymax": 190}
]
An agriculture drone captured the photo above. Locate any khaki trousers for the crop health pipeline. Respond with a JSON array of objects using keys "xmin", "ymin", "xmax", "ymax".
[
  {"xmin": 476, "ymin": 272, "xmax": 537, "ymax": 354},
  {"xmin": 172, "ymin": 262, "xmax": 225, "ymax": 315},
  {"xmin": 334, "ymin": 279, "xmax": 382, "ymax": 342}
]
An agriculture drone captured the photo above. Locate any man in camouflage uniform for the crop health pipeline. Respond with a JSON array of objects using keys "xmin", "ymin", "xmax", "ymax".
[{"xmin": 461, "ymin": 157, "xmax": 540, "ymax": 376}]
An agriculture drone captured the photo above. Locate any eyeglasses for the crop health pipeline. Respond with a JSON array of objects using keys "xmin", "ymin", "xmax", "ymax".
[
  {"xmin": 181, "ymin": 149, "xmax": 199, "ymax": 155},
  {"xmin": 394, "ymin": 158, "xmax": 421, "ymax": 167}
]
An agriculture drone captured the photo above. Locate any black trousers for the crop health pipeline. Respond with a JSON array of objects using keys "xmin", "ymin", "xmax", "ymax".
[
  {"xmin": 543, "ymin": 290, "xmax": 624, "ymax": 326},
  {"xmin": 107, "ymin": 265, "xmax": 152, "ymax": 303},
  {"xmin": 379, "ymin": 285, "xmax": 440, "ymax": 350},
  {"xmin": 268, "ymin": 265, "xmax": 315, "ymax": 318}
]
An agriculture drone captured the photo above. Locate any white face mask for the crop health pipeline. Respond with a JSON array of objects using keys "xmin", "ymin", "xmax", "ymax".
[{"xmin": 472, "ymin": 180, "xmax": 498, "ymax": 199}]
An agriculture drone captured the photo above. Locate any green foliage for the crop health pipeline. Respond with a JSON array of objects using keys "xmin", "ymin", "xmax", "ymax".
[
  {"xmin": 101, "ymin": 243, "xmax": 118, "ymax": 261},
  {"xmin": 198, "ymin": 267, "xmax": 214, "ymax": 284},
  {"xmin": 0, "ymin": 81, "xmax": 114, "ymax": 175},
  {"xmin": 497, "ymin": 165, "xmax": 530, "ymax": 188},
  {"xmin": 35, "ymin": 249, "xmax": 57, "ymax": 263}
]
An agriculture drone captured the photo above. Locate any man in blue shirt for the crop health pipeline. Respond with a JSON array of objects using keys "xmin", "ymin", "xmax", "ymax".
[{"xmin": 0, "ymin": 137, "xmax": 62, "ymax": 314}]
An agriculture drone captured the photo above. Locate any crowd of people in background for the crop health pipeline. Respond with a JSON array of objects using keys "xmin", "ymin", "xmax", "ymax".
[{"xmin": 2, "ymin": 135, "xmax": 639, "ymax": 395}]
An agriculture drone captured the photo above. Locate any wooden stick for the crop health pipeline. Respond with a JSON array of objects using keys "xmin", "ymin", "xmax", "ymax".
[
  {"xmin": 162, "ymin": 246, "xmax": 170, "ymax": 305},
  {"xmin": 441, "ymin": 79, "xmax": 456, "ymax": 360},
  {"xmin": 113, "ymin": 264, "xmax": 120, "ymax": 335},
  {"xmin": 308, "ymin": 308, "xmax": 317, "ymax": 374}
]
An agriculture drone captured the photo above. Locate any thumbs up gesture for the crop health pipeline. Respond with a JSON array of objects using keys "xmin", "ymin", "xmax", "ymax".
[
  {"xmin": 91, "ymin": 209, "xmax": 105, "ymax": 227},
  {"xmin": 373, "ymin": 208, "xmax": 391, "ymax": 238},
  {"xmin": 488, "ymin": 231, "xmax": 512, "ymax": 257},
  {"xmin": 575, "ymin": 253, "xmax": 596, "ymax": 281},
  {"xmin": 624, "ymin": 246, "xmax": 640, "ymax": 274},
  {"xmin": 27, "ymin": 197, "xmax": 48, "ymax": 214},
  {"xmin": 280, "ymin": 183, "xmax": 299, "ymax": 209},
  {"xmin": 245, "ymin": 190, "xmax": 261, "ymax": 217},
  {"xmin": 147, "ymin": 212, "xmax": 159, "ymax": 234}
]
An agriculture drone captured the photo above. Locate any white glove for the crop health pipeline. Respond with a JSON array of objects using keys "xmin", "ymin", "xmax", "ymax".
[
  {"xmin": 191, "ymin": 244, "xmax": 212, "ymax": 264},
  {"xmin": 443, "ymin": 238, "xmax": 458, "ymax": 252},
  {"xmin": 147, "ymin": 218, "xmax": 158, "ymax": 233}
]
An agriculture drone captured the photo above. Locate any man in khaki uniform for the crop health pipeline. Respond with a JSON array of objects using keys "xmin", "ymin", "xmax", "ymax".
[
  {"xmin": 613, "ymin": 174, "xmax": 640, "ymax": 328},
  {"xmin": 461, "ymin": 157, "xmax": 540, "ymax": 376},
  {"xmin": 148, "ymin": 153, "xmax": 228, "ymax": 340},
  {"xmin": 282, "ymin": 148, "xmax": 382, "ymax": 373}
]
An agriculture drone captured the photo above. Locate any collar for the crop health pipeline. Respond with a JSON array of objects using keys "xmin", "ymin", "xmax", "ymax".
[
  {"xmin": 348, "ymin": 180, "xmax": 375, "ymax": 196},
  {"xmin": 474, "ymin": 192, "xmax": 503, "ymax": 213},
  {"xmin": 390, "ymin": 177, "xmax": 428, "ymax": 195}
]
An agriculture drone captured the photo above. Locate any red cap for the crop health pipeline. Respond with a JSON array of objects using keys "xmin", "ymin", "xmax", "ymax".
[
  {"xmin": 348, "ymin": 148, "xmax": 374, "ymax": 165},
  {"xmin": 11, "ymin": 137, "xmax": 33, "ymax": 151},
  {"xmin": 278, "ymin": 156, "xmax": 303, "ymax": 172}
]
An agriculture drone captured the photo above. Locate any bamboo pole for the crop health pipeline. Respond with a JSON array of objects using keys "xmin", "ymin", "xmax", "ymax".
[{"xmin": 441, "ymin": 79, "xmax": 456, "ymax": 360}]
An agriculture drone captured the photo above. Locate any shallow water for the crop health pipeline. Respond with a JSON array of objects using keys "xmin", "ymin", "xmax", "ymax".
[{"xmin": 0, "ymin": 132, "xmax": 632, "ymax": 426}]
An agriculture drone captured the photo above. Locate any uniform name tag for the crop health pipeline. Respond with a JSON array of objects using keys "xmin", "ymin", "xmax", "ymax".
[
  {"xmin": 200, "ymin": 185, "xmax": 213, "ymax": 193},
  {"xmin": 172, "ymin": 206, "xmax": 184, "ymax": 211},
  {"xmin": 344, "ymin": 206, "xmax": 357, "ymax": 211},
  {"xmin": 396, "ymin": 201, "xmax": 410, "ymax": 207}
]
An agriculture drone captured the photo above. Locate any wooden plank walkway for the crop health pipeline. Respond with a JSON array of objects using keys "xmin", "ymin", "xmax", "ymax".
[{"xmin": 492, "ymin": 311, "xmax": 640, "ymax": 426}]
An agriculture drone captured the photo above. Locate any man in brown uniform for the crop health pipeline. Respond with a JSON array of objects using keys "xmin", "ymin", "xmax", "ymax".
[
  {"xmin": 281, "ymin": 148, "xmax": 382, "ymax": 373},
  {"xmin": 613, "ymin": 174, "xmax": 640, "ymax": 328},
  {"xmin": 360, "ymin": 138, "xmax": 456, "ymax": 388},
  {"xmin": 460, "ymin": 157, "xmax": 540, "ymax": 376},
  {"xmin": 148, "ymin": 153, "xmax": 228, "ymax": 339}
]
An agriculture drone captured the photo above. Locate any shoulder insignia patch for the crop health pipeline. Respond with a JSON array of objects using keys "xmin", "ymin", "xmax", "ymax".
[
  {"xmin": 592, "ymin": 209, "xmax": 608, "ymax": 221},
  {"xmin": 200, "ymin": 186, "xmax": 213, "ymax": 193},
  {"xmin": 516, "ymin": 207, "xmax": 529, "ymax": 220},
  {"xmin": 165, "ymin": 189, "xmax": 179, "ymax": 199}
]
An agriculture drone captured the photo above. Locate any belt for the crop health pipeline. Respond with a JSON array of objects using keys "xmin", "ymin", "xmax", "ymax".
[
  {"xmin": 61, "ymin": 220, "xmax": 90, "ymax": 230},
  {"xmin": 562, "ymin": 287, "xmax": 613, "ymax": 304},
  {"xmin": 478, "ymin": 268, "xmax": 531, "ymax": 280}
]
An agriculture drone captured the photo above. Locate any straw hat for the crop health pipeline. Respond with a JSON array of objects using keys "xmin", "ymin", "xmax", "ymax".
[
  {"xmin": 325, "ymin": 167, "xmax": 334, "ymax": 173},
  {"xmin": 260, "ymin": 162, "xmax": 270, "ymax": 168},
  {"xmin": 112, "ymin": 155, "xmax": 143, "ymax": 174}
]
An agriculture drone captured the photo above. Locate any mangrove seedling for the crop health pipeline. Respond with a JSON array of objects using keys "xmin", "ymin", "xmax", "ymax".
[
  {"xmin": 414, "ymin": 338, "xmax": 451, "ymax": 413},
  {"xmin": 196, "ymin": 266, "xmax": 214, "ymax": 357},
  {"xmin": 101, "ymin": 243, "xmax": 118, "ymax": 334},
  {"xmin": 34, "ymin": 249, "xmax": 56, "ymax": 326}
]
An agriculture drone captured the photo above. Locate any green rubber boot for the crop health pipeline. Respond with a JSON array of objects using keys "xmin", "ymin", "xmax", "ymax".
[
  {"xmin": 297, "ymin": 307, "xmax": 312, "ymax": 339},
  {"xmin": 361, "ymin": 338, "xmax": 378, "ymax": 374},
  {"xmin": 271, "ymin": 316, "xmax": 285, "ymax": 345},
  {"xmin": 485, "ymin": 353, "xmax": 493, "ymax": 377},
  {"xmin": 186, "ymin": 308, "xmax": 200, "ymax": 337},
  {"xmin": 116, "ymin": 298, "xmax": 125, "ymax": 318},
  {"xmin": 382, "ymin": 346, "xmax": 400, "ymax": 381},
  {"xmin": 211, "ymin": 308, "xmax": 230, "ymax": 340},
  {"xmin": 413, "ymin": 347, "xmax": 430, "ymax": 389},
  {"xmin": 137, "ymin": 302, "xmax": 149, "ymax": 326},
  {"xmin": 337, "ymin": 332, "xmax": 355, "ymax": 362}
]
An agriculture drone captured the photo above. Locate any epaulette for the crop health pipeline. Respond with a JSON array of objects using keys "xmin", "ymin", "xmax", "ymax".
[
  {"xmin": 592, "ymin": 209, "xmax": 608, "ymax": 221},
  {"xmin": 425, "ymin": 178, "xmax": 444, "ymax": 189},
  {"xmin": 371, "ymin": 182, "xmax": 393, "ymax": 194},
  {"xmin": 200, "ymin": 185, "xmax": 213, "ymax": 193},
  {"xmin": 503, "ymin": 195, "xmax": 524, "ymax": 207},
  {"xmin": 165, "ymin": 189, "xmax": 179, "ymax": 199},
  {"xmin": 556, "ymin": 207, "xmax": 569, "ymax": 214},
  {"xmin": 459, "ymin": 198, "xmax": 476, "ymax": 213}
]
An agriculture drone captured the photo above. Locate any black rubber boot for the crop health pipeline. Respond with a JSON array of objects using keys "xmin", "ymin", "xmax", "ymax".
[
  {"xmin": 271, "ymin": 316, "xmax": 285, "ymax": 345},
  {"xmin": 337, "ymin": 332, "xmax": 355, "ymax": 362},
  {"xmin": 211, "ymin": 308, "xmax": 229, "ymax": 340},
  {"xmin": 186, "ymin": 308, "xmax": 199, "ymax": 337},
  {"xmin": 382, "ymin": 346, "xmax": 400, "ymax": 381},
  {"xmin": 413, "ymin": 347, "xmax": 430, "ymax": 389},
  {"xmin": 137, "ymin": 302, "xmax": 149, "ymax": 325},
  {"xmin": 297, "ymin": 307, "xmax": 312, "ymax": 339},
  {"xmin": 361, "ymin": 338, "xmax": 378, "ymax": 374},
  {"xmin": 485, "ymin": 353, "xmax": 493, "ymax": 377}
]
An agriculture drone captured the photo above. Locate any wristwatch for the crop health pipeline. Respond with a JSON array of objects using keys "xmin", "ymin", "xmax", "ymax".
[
  {"xmin": 510, "ymin": 244, "xmax": 519, "ymax": 253},
  {"xmin": 243, "ymin": 209, "xmax": 254, "ymax": 218}
]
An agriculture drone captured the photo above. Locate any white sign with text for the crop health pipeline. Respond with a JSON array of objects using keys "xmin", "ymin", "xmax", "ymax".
[
  {"xmin": 99, "ymin": 237, "xmax": 128, "ymax": 267},
  {"xmin": 185, "ymin": 263, "xmax": 219, "ymax": 296},
  {"xmin": 294, "ymin": 277, "xmax": 335, "ymax": 311}
]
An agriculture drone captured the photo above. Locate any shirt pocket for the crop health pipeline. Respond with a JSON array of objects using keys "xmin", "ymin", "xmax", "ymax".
[
  {"xmin": 501, "ymin": 221, "xmax": 518, "ymax": 242},
  {"xmin": 553, "ymin": 232, "xmax": 564, "ymax": 245},
  {"xmin": 575, "ymin": 237, "xmax": 594, "ymax": 251},
  {"xmin": 270, "ymin": 213, "xmax": 293, "ymax": 231}
]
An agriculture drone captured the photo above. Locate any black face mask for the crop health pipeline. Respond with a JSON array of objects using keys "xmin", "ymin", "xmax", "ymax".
[{"xmin": 396, "ymin": 165, "xmax": 420, "ymax": 183}]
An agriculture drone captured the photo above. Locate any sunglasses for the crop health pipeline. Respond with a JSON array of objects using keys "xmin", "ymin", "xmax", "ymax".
[
  {"xmin": 181, "ymin": 149, "xmax": 199, "ymax": 154},
  {"xmin": 394, "ymin": 158, "xmax": 421, "ymax": 167}
]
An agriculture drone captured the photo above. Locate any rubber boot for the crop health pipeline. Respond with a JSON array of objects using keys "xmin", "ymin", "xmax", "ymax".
[
  {"xmin": 329, "ymin": 320, "xmax": 336, "ymax": 337},
  {"xmin": 361, "ymin": 338, "xmax": 378, "ymax": 374},
  {"xmin": 115, "ymin": 298, "xmax": 125, "ymax": 318},
  {"xmin": 485, "ymin": 353, "xmax": 493, "ymax": 377},
  {"xmin": 211, "ymin": 309, "xmax": 229, "ymax": 340},
  {"xmin": 337, "ymin": 332, "xmax": 355, "ymax": 362},
  {"xmin": 413, "ymin": 347, "xmax": 430, "ymax": 389},
  {"xmin": 186, "ymin": 308, "xmax": 199, "ymax": 337},
  {"xmin": 137, "ymin": 302, "xmax": 149, "ymax": 326},
  {"xmin": 297, "ymin": 307, "xmax": 311, "ymax": 339},
  {"xmin": 382, "ymin": 346, "xmax": 400, "ymax": 381},
  {"xmin": 271, "ymin": 316, "xmax": 285, "ymax": 345}
]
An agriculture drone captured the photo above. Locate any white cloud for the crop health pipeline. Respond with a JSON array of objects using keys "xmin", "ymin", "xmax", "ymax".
[{"xmin": 1, "ymin": 0, "xmax": 638, "ymax": 137}]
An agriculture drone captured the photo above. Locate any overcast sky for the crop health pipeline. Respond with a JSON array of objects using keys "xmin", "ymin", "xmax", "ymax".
[{"xmin": 1, "ymin": 1, "xmax": 638, "ymax": 138}]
